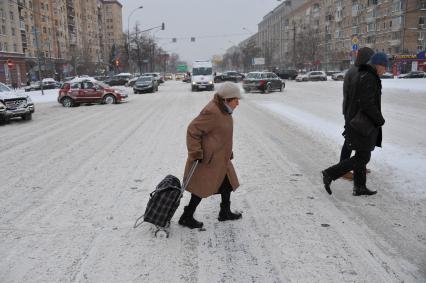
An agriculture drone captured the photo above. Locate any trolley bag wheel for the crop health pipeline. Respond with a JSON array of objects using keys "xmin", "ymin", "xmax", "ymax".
[{"xmin": 155, "ymin": 228, "xmax": 169, "ymax": 238}]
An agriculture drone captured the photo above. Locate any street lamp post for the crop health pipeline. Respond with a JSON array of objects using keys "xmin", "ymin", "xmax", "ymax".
[{"xmin": 128, "ymin": 5, "xmax": 143, "ymax": 72}]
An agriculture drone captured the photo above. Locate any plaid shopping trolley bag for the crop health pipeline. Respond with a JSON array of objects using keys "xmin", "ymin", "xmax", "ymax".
[{"xmin": 133, "ymin": 161, "xmax": 198, "ymax": 238}]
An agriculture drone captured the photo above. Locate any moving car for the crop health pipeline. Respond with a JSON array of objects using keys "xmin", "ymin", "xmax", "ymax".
[
  {"xmin": 143, "ymin": 72, "xmax": 164, "ymax": 84},
  {"xmin": 331, "ymin": 70, "xmax": 348, "ymax": 81},
  {"xmin": 175, "ymin": 73, "xmax": 185, "ymax": 80},
  {"xmin": 133, "ymin": 76, "xmax": 159, "ymax": 93},
  {"xmin": 242, "ymin": 72, "xmax": 284, "ymax": 93},
  {"xmin": 398, "ymin": 71, "xmax": 425, "ymax": 78},
  {"xmin": 126, "ymin": 77, "xmax": 140, "ymax": 87},
  {"xmin": 105, "ymin": 73, "xmax": 133, "ymax": 86},
  {"xmin": 191, "ymin": 60, "xmax": 214, "ymax": 91},
  {"xmin": 164, "ymin": 73, "xmax": 173, "ymax": 80},
  {"xmin": 0, "ymin": 82, "xmax": 34, "ymax": 122},
  {"xmin": 58, "ymin": 79, "xmax": 127, "ymax": 107},
  {"xmin": 214, "ymin": 71, "xmax": 245, "ymax": 83}
]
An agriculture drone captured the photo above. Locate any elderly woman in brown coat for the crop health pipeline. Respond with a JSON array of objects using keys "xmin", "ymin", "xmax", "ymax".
[{"xmin": 179, "ymin": 82, "xmax": 242, "ymax": 229}]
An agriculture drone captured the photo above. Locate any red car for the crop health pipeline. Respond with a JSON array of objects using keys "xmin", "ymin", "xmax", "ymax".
[{"xmin": 58, "ymin": 79, "xmax": 128, "ymax": 107}]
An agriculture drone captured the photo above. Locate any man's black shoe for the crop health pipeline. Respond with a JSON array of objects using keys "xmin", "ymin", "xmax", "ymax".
[
  {"xmin": 321, "ymin": 170, "xmax": 333, "ymax": 195},
  {"xmin": 352, "ymin": 186, "xmax": 377, "ymax": 196}
]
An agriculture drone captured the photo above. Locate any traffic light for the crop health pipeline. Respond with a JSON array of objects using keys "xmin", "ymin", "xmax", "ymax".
[
  {"xmin": 115, "ymin": 59, "xmax": 120, "ymax": 66},
  {"xmin": 161, "ymin": 22, "xmax": 165, "ymax": 30},
  {"xmin": 7, "ymin": 59, "xmax": 13, "ymax": 69}
]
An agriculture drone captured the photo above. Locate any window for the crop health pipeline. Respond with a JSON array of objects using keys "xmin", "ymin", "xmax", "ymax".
[
  {"xmin": 392, "ymin": 0, "xmax": 402, "ymax": 12},
  {"xmin": 9, "ymin": 11, "xmax": 14, "ymax": 20},
  {"xmin": 11, "ymin": 27, "xmax": 15, "ymax": 36}
]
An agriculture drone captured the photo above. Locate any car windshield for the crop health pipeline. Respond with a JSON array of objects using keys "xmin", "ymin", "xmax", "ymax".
[
  {"xmin": 0, "ymin": 83, "xmax": 11, "ymax": 92},
  {"xmin": 246, "ymin": 73, "xmax": 261, "ymax": 79},
  {"xmin": 192, "ymin": 67, "xmax": 212, "ymax": 76},
  {"xmin": 137, "ymin": 77, "xmax": 152, "ymax": 82}
]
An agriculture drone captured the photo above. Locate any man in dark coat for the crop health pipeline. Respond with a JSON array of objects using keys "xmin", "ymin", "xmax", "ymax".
[
  {"xmin": 340, "ymin": 47, "xmax": 375, "ymax": 181},
  {"xmin": 321, "ymin": 52, "xmax": 387, "ymax": 196}
]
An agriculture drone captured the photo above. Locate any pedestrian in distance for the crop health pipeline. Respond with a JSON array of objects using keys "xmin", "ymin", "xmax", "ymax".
[
  {"xmin": 340, "ymin": 47, "xmax": 375, "ymax": 181},
  {"xmin": 179, "ymin": 82, "xmax": 243, "ymax": 229},
  {"xmin": 321, "ymin": 52, "xmax": 387, "ymax": 196}
]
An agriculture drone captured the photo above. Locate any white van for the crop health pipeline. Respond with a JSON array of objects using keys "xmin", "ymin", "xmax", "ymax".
[{"xmin": 191, "ymin": 60, "xmax": 214, "ymax": 91}]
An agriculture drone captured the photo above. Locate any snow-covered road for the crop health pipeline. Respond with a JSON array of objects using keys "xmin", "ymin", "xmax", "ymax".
[{"xmin": 1, "ymin": 80, "xmax": 425, "ymax": 282}]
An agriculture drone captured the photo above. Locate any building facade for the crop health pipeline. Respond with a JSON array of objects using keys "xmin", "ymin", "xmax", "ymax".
[
  {"xmin": 0, "ymin": 0, "xmax": 123, "ymax": 85},
  {"xmin": 255, "ymin": 0, "xmax": 426, "ymax": 72}
]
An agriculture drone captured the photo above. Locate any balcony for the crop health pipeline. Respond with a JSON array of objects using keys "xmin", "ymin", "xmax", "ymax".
[
  {"xmin": 19, "ymin": 19, "xmax": 25, "ymax": 31},
  {"xmin": 69, "ymin": 33, "xmax": 77, "ymax": 45}
]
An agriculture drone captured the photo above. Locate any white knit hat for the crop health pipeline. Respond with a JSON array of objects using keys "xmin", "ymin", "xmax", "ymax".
[{"xmin": 217, "ymin": 82, "xmax": 242, "ymax": 99}]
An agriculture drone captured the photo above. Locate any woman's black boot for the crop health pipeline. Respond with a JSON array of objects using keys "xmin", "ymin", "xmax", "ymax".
[
  {"xmin": 178, "ymin": 206, "xmax": 203, "ymax": 229},
  {"xmin": 218, "ymin": 201, "xmax": 242, "ymax": 221}
]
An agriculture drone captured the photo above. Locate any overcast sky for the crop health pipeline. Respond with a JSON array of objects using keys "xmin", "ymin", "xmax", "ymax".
[{"xmin": 120, "ymin": 0, "xmax": 281, "ymax": 63}]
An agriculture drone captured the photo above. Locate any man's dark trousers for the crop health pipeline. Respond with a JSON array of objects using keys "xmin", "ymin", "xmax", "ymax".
[
  {"xmin": 340, "ymin": 140, "xmax": 352, "ymax": 162},
  {"xmin": 325, "ymin": 150, "xmax": 371, "ymax": 187}
]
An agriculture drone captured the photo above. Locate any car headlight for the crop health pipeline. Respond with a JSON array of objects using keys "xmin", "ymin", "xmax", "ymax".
[
  {"xmin": 192, "ymin": 82, "xmax": 196, "ymax": 85},
  {"xmin": 209, "ymin": 81, "xmax": 213, "ymax": 84},
  {"xmin": 0, "ymin": 101, "xmax": 6, "ymax": 111}
]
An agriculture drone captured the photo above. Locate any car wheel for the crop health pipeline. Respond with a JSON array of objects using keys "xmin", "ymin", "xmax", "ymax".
[
  {"xmin": 191, "ymin": 86, "xmax": 196, "ymax": 92},
  {"xmin": 150, "ymin": 87, "xmax": 154, "ymax": 93},
  {"xmin": 280, "ymin": 84, "xmax": 284, "ymax": 92},
  {"xmin": 62, "ymin": 97, "xmax": 74, "ymax": 107},
  {"xmin": 22, "ymin": 112, "xmax": 32, "ymax": 121},
  {"xmin": 244, "ymin": 88, "xmax": 250, "ymax": 93},
  {"xmin": 103, "ymin": 94, "xmax": 116, "ymax": 104}
]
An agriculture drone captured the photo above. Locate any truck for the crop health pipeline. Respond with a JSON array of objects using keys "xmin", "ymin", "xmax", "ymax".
[{"xmin": 191, "ymin": 60, "xmax": 214, "ymax": 91}]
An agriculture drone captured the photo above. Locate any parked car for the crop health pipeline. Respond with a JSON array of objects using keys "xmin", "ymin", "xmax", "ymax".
[
  {"xmin": 276, "ymin": 69, "xmax": 298, "ymax": 80},
  {"xmin": 295, "ymin": 73, "xmax": 308, "ymax": 82},
  {"xmin": 242, "ymin": 72, "xmax": 284, "ymax": 93},
  {"xmin": 0, "ymin": 82, "xmax": 34, "ymax": 122},
  {"xmin": 380, "ymin": 72, "xmax": 394, "ymax": 79},
  {"xmin": 326, "ymin": 70, "xmax": 341, "ymax": 76},
  {"xmin": 58, "ymin": 79, "xmax": 127, "ymax": 107},
  {"xmin": 164, "ymin": 73, "xmax": 173, "ymax": 80},
  {"xmin": 214, "ymin": 71, "xmax": 245, "ymax": 83},
  {"xmin": 133, "ymin": 76, "xmax": 159, "ymax": 94},
  {"xmin": 398, "ymin": 71, "xmax": 425, "ymax": 78},
  {"xmin": 24, "ymin": 81, "xmax": 42, "ymax": 92},
  {"xmin": 331, "ymin": 70, "xmax": 348, "ymax": 81},
  {"xmin": 42, "ymin": 78, "xmax": 61, "ymax": 89}
]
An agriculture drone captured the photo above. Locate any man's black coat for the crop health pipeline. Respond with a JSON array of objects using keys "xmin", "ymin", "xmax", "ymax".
[{"xmin": 344, "ymin": 64, "xmax": 385, "ymax": 151}]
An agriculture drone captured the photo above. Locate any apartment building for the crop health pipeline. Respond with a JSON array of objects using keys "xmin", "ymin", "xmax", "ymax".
[
  {"xmin": 255, "ymin": 0, "xmax": 426, "ymax": 71},
  {"xmin": 100, "ymin": 0, "xmax": 123, "ymax": 67},
  {"xmin": 1, "ymin": 0, "xmax": 123, "ymax": 84},
  {"xmin": 0, "ymin": 0, "xmax": 26, "ymax": 85}
]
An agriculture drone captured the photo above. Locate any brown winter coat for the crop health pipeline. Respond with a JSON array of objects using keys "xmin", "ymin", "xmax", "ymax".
[{"xmin": 183, "ymin": 96, "xmax": 240, "ymax": 198}]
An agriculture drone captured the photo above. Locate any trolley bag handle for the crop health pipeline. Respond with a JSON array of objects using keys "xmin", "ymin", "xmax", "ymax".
[{"xmin": 182, "ymin": 160, "xmax": 199, "ymax": 192}]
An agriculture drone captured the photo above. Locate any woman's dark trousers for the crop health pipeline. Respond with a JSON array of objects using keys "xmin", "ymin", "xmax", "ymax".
[{"xmin": 325, "ymin": 150, "xmax": 371, "ymax": 188}]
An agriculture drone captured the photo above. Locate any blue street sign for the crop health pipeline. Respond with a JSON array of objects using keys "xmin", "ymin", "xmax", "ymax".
[{"xmin": 352, "ymin": 44, "xmax": 359, "ymax": 51}]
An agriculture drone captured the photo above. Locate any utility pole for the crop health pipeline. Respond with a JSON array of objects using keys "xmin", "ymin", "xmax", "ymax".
[{"xmin": 32, "ymin": 28, "xmax": 44, "ymax": 95}]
